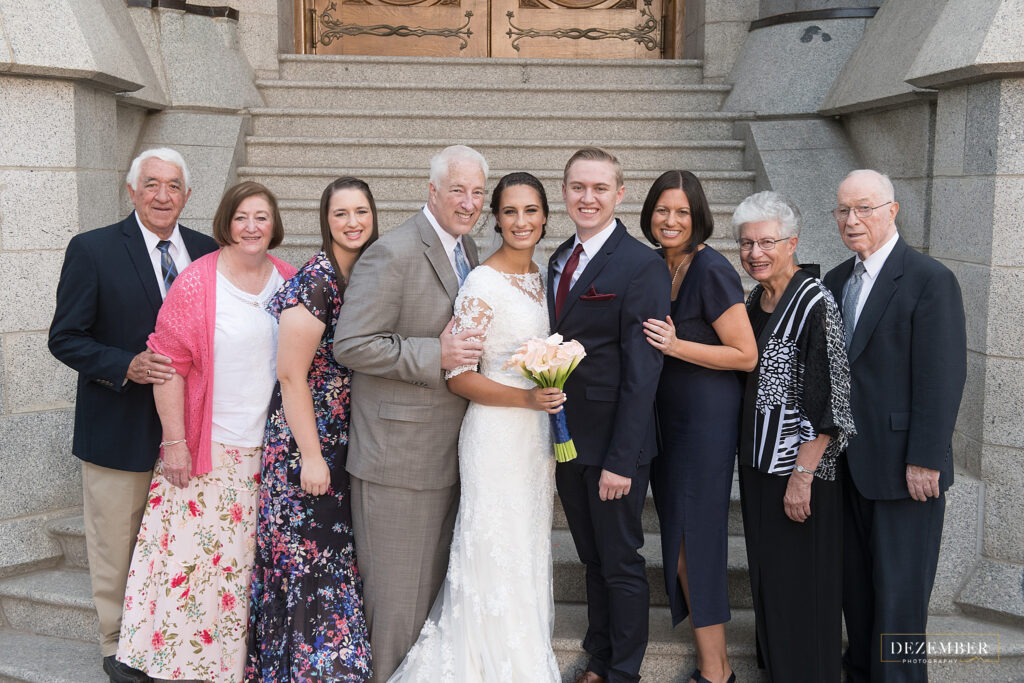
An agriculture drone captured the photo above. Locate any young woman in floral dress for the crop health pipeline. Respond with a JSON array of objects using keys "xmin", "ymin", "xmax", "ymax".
[{"xmin": 246, "ymin": 177, "xmax": 379, "ymax": 682}]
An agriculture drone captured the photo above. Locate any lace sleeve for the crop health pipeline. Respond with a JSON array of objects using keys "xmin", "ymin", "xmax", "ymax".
[{"xmin": 445, "ymin": 295, "xmax": 494, "ymax": 380}]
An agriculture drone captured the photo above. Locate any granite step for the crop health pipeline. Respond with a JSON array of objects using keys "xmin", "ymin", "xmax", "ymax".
[
  {"xmin": 245, "ymin": 136, "xmax": 746, "ymax": 172},
  {"xmin": 248, "ymin": 108, "xmax": 743, "ymax": 141},
  {"xmin": 0, "ymin": 630, "xmax": 105, "ymax": 683},
  {"xmin": 46, "ymin": 516, "xmax": 87, "ymax": 571},
  {"xmin": 256, "ymin": 80, "xmax": 733, "ymax": 112},
  {"xmin": 553, "ymin": 604, "xmax": 764, "ymax": 682},
  {"xmin": 552, "ymin": 475, "xmax": 745, "ymax": 536},
  {"xmin": 277, "ymin": 54, "xmax": 706, "ymax": 86},
  {"xmin": 551, "ymin": 528, "xmax": 752, "ymax": 609},
  {"xmin": 0, "ymin": 569, "xmax": 96, "ymax": 643},
  {"xmin": 237, "ymin": 166, "xmax": 756, "ymax": 207}
]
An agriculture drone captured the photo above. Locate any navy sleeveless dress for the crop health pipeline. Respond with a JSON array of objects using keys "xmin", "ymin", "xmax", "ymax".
[{"xmin": 650, "ymin": 245, "xmax": 744, "ymax": 628}]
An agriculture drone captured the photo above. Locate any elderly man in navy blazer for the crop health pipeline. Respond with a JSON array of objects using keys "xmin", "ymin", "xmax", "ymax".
[
  {"xmin": 49, "ymin": 148, "xmax": 217, "ymax": 683},
  {"xmin": 549, "ymin": 148, "xmax": 670, "ymax": 683},
  {"xmin": 823, "ymin": 169, "xmax": 966, "ymax": 683}
]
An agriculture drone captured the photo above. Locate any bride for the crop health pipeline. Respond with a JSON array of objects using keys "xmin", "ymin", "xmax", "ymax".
[{"xmin": 388, "ymin": 172, "xmax": 564, "ymax": 682}]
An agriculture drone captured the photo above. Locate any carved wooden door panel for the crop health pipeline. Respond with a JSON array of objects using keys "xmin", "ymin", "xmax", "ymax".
[
  {"xmin": 302, "ymin": 0, "xmax": 488, "ymax": 57},
  {"xmin": 490, "ymin": 0, "xmax": 663, "ymax": 59},
  {"xmin": 298, "ymin": 0, "xmax": 663, "ymax": 58}
]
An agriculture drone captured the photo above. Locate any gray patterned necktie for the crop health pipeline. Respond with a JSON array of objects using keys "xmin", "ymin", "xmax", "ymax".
[
  {"xmin": 156, "ymin": 240, "xmax": 178, "ymax": 296},
  {"xmin": 453, "ymin": 241, "xmax": 471, "ymax": 287},
  {"xmin": 842, "ymin": 261, "xmax": 866, "ymax": 349}
]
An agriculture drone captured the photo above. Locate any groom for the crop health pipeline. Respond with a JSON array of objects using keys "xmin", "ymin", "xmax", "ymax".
[{"xmin": 549, "ymin": 147, "xmax": 670, "ymax": 683}]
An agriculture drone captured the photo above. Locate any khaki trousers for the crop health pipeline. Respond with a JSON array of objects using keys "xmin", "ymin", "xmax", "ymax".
[
  {"xmin": 81, "ymin": 461, "xmax": 153, "ymax": 656},
  {"xmin": 350, "ymin": 476, "xmax": 458, "ymax": 682}
]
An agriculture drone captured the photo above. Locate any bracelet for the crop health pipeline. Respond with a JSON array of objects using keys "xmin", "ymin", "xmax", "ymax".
[
  {"xmin": 793, "ymin": 464, "xmax": 816, "ymax": 476},
  {"xmin": 160, "ymin": 439, "xmax": 186, "ymax": 447}
]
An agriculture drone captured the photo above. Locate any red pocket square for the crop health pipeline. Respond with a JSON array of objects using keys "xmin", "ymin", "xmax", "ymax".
[{"xmin": 580, "ymin": 286, "xmax": 616, "ymax": 302}]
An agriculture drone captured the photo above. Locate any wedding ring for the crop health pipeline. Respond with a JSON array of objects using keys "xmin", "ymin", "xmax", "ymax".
[
  {"xmin": 146, "ymin": 369, "xmax": 151, "ymax": 377},
  {"xmin": 615, "ymin": 493, "xmax": 623, "ymax": 498}
]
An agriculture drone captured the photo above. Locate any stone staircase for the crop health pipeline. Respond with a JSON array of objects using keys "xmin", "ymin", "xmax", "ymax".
[
  {"xmin": 3, "ymin": 54, "xmax": 1023, "ymax": 683},
  {"xmin": 238, "ymin": 54, "xmax": 753, "ymax": 270}
]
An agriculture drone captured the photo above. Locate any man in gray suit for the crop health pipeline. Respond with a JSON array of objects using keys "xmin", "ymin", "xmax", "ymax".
[{"xmin": 334, "ymin": 145, "xmax": 488, "ymax": 680}]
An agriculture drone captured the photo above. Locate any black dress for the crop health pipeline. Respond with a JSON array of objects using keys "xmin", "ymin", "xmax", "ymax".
[{"xmin": 650, "ymin": 246, "xmax": 744, "ymax": 628}]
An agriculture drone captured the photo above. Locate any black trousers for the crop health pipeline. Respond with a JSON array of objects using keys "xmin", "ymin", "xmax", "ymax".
[
  {"xmin": 739, "ymin": 464, "xmax": 843, "ymax": 682},
  {"xmin": 842, "ymin": 460, "xmax": 945, "ymax": 683},
  {"xmin": 556, "ymin": 461, "xmax": 650, "ymax": 683}
]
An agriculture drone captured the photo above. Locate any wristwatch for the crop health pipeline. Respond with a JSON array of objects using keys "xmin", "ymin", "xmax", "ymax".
[{"xmin": 794, "ymin": 464, "xmax": 816, "ymax": 476}]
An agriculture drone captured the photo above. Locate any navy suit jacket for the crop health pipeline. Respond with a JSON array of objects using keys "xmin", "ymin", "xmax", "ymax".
[
  {"xmin": 49, "ymin": 213, "xmax": 218, "ymax": 472},
  {"xmin": 547, "ymin": 220, "xmax": 670, "ymax": 477},
  {"xmin": 823, "ymin": 237, "xmax": 966, "ymax": 500}
]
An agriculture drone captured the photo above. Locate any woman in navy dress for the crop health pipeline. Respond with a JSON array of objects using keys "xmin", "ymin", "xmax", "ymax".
[
  {"xmin": 641, "ymin": 171, "xmax": 757, "ymax": 683},
  {"xmin": 246, "ymin": 177, "xmax": 379, "ymax": 682}
]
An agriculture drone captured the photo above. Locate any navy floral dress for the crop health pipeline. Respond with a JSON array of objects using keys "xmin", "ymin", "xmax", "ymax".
[{"xmin": 246, "ymin": 251, "xmax": 371, "ymax": 682}]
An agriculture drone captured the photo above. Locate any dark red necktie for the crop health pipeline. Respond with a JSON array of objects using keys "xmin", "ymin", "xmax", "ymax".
[{"xmin": 554, "ymin": 244, "xmax": 584, "ymax": 319}]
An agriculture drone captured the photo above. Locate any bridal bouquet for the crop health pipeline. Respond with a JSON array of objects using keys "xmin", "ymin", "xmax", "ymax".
[{"xmin": 504, "ymin": 333, "xmax": 587, "ymax": 462}]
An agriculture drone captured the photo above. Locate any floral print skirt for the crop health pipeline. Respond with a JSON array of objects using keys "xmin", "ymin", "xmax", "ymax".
[{"xmin": 117, "ymin": 442, "xmax": 261, "ymax": 682}]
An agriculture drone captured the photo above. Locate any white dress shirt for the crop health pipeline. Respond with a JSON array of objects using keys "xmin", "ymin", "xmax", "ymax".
[
  {"xmin": 844, "ymin": 230, "xmax": 900, "ymax": 329},
  {"xmin": 423, "ymin": 205, "xmax": 468, "ymax": 277},
  {"xmin": 135, "ymin": 212, "xmax": 193, "ymax": 299},
  {"xmin": 553, "ymin": 219, "xmax": 618, "ymax": 294}
]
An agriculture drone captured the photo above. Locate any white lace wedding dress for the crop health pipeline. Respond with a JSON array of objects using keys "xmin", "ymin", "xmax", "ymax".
[{"xmin": 388, "ymin": 265, "xmax": 560, "ymax": 682}]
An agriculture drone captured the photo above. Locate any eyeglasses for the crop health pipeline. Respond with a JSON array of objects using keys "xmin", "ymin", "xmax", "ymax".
[
  {"xmin": 737, "ymin": 237, "xmax": 791, "ymax": 252},
  {"xmin": 832, "ymin": 201, "xmax": 892, "ymax": 221}
]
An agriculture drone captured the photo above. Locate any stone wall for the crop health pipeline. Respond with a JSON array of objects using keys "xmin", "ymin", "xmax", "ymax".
[{"xmin": 0, "ymin": 0, "xmax": 260, "ymax": 575}]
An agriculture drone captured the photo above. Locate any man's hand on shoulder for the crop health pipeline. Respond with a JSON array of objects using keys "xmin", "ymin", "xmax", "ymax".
[
  {"xmin": 599, "ymin": 469, "xmax": 632, "ymax": 501},
  {"xmin": 439, "ymin": 317, "xmax": 484, "ymax": 371},
  {"xmin": 126, "ymin": 349, "xmax": 175, "ymax": 385},
  {"xmin": 906, "ymin": 463, "xmax": 941, "ymax": 501}
]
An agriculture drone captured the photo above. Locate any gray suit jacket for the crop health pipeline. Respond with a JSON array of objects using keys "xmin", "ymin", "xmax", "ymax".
[{"xmin": 334, "ymin": 210, "xmax": 479, "ymax": 490}]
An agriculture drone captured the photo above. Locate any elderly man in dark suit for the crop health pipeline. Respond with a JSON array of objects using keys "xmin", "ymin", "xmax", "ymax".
[
  {"xmin": 49, "ymin": 148, "xmax": 217, "ymax": 683},
  {"xmin": 549, "ymin": 148, "xmax": 670, "ymax": 683},
  {"xmin": 823, "ymin": 169, "xmax": 966, "ymax": 683}
]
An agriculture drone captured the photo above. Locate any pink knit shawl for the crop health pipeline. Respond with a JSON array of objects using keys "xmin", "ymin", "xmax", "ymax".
[{"xmin": 147, "ymin": 250, "xmax": 297, "ymax": 477}]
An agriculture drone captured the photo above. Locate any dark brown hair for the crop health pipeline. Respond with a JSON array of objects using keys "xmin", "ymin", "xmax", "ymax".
[
  {"xmin": 319, "ymin": 176, "xmax": 379, "ymax": 280},
  {"xmin": 640, "ymin": 170, "xmax": 714, "ymax": 250},
  {"xmin": 490, "ymin": 172, "xmax": 548, "ymax": 240},
  {"xmin": 212, "ymin": 181, "xmax": 284, "ymax": 249}
]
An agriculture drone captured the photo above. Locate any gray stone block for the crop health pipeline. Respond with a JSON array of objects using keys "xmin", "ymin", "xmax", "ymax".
[
  {"xmin": 238, "ymin": 11, "xmax": 280, "ymax": 75},
  {"xmin": 0, "ymin": 630, "xmax": 106, "ymax": 683},
  {"xmin": 701, "ymin": 21, "xmax": 749, "ymax": 83},
  {"xmin": 941, "ymin": 259, "xmax": 990, "ymax": 356},
  {"xmin": 931, "ymin": 470, "xmax": 980, "ymax": 615},
  {"xmin": 982, "ymin": 357, "xmax": 1024, "ymax": 449},
  {"xmin": 0, "ymin": 76, "xmax": 76, "ymax": 168},
  {"xmin": 952, "ymin": 428, "xmax": 981, "ymax": 478},
  {"xmin": 844, "ymin": 103, "xmax": 935, "ymax": 178},
  {"xmin": 958, "ymin": 556, "xmax": 1024, "ymax": 623},
  {"xmin": 0, "ymin": 170, "xmax": 78, "ymax": 251},
  {"xmin": 725, "ymin": 18, "xmax": 867, "ymax": 114},
  {"xmin": 964, "ymin": 79, "xmax": 1002, "ymax": 176},
  {"xmin": 0, "ymin": 511, "xmax": 67, "ymax": 577},
  {"xmin": 0, "ymin": 251, "xmax": 65, "ymax": 334},
  {"xmin": 47, "ymin": 515, "xmax": 88, "ymax": 571},
  {"xmin": 820, "ymin": 0, "xmax": 946, "ymax": 115},
  {"xmin": 114, "ymin": 104, "xmax": 147, "ymax": 174},
  {"xmin": 0, "ymin": 568, "xmax": 96, "ymax": 642},
  {"xmin": 71, "ymin": 85, "xmax": 117, "ymax": 171},
  {"xmin": 928, "ymin": 175, "xmax": 994, "ymax": 265},
  {"xmin": 891, "ymin": 176, "xmax": 927, "ymax": 250},
  {"xmin": 0, "ymin": 411, "xmax": 79, "ymax": 520},
  {"xmin": 906, "ymin": 0, "xmax": 1024, "ymax": 89},
  {"xmin": 705, "ymin": 0, "xmax": 757, "ymax": 24},
  {"xmin": 991, "ymin": 175, "xmax": 1024, "ymax": 267},
  {"xmin": 934, "ymin": 86, "xmax": 968, "ymax": 176},
  {"xmin": 140, "ymin": 110, "xmax": 247, "ymax": 151},
  {"xmin": 994, "ymin": 79, "xmax": 1024, "ymax": 175},
  {"xmin": 980, "ymin": 444, "xmax": 1024, "ymax": 563},
  {"xmin": 172, "ymin": 143, "xmax": 243, "ymax": 225},
  {"xmin": 3, "ymin": 333, "xmax": 76, "ymax": 414},
  {"xmin": 956, "ymin": 351, "xmax": 985, "ymax": 444},
  {"xmin": 986, "ymin": 267, "xmax": 1024, "ymax": 359}
]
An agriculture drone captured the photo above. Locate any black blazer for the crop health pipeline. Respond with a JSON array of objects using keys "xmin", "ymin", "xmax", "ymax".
[
  {"xmin": 547, "ymin": 220, "xmax": 671, "ymax": 477},
  {"xmin": 823, "ymin": 238, "xmax": 966, "ymax": 500},
  {"xmin": 48, "ymin": 214, "xmax": 218, "ymax": 472}
]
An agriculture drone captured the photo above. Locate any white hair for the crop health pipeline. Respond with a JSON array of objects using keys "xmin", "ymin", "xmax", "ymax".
[
  {"xmin": 428, "ymin": 145, "xmax": 489, "ymax": 186},
  {"xmin": 843, "ymin": 169, "xmax": 895, "ymax": 202},
  {"xmin": 731, "ymin": 190, "xmax": 801, "ymax": 240},
  {"xmin": 126, "ymin": 148, "xmax": 190, "ymax": 191}
]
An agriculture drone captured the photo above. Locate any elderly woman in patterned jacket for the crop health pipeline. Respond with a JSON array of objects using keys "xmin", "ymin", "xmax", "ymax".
[{"xmin": 734, "ymin": 190, "xmax": 855, "ymax": 683}]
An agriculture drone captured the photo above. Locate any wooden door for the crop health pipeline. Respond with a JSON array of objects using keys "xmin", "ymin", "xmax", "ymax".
[
  {"xmin": 491, "ymin": 0, "xmax": 662, "ymax": 59},
  {"xmin": 298, "ymin": 0, "xmax": 665, "ymax": 58},
  {"xmin": 300, "ymin": 0, "xmax": 488, "ymax": 57}
]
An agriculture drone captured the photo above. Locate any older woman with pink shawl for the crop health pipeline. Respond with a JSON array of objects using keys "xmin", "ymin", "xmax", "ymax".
[{"xmin": 116, "ymin": 182, "xmax": 296, "ymax": 683}]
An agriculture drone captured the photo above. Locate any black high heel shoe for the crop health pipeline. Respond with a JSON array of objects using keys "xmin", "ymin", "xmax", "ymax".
[
  {"xmin": 697, "ymin": 674, "xmax": 736, "ymax": 683},
  {"xmin": 689, "ymin": 668, "xmax": 701, "ymax": 683}
]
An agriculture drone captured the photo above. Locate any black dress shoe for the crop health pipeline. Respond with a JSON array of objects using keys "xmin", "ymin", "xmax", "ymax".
[{"xmin": 102, "ymin": 656, "xmax": 152, "ymax": 683}]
